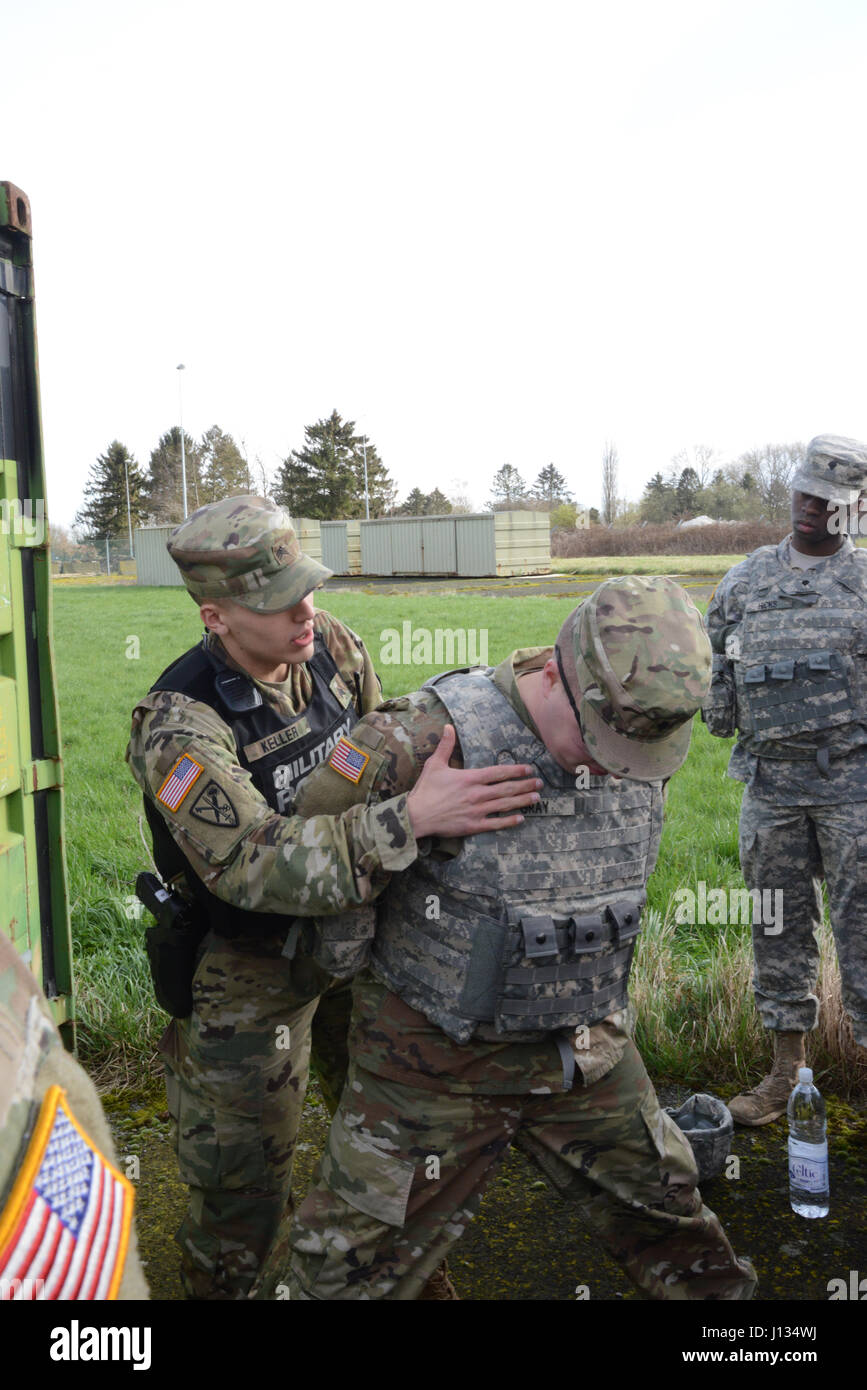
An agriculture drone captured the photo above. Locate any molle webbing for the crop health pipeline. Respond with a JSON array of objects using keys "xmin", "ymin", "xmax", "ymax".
[{"xmin": 370, "ymin": 669, "xmax": 660, "ymax": 1043}]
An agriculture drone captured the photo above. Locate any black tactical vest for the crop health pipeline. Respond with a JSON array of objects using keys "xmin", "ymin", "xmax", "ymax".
[{"xmin": 144, "ymin": 634, "xmax": 360, "ymax": 936}]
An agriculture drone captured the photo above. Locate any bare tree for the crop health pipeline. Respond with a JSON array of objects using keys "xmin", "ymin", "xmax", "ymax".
[
  {"xmin": 601, "ymin": 440, "xmax": 619, "ymax": 525},
  {"xmin": 671, "ymin": 443, "xmax": 717, "ymax": 489},
  {"xmin": 737, "ymin": 442, "xmax": 805, "ymax": 522}
]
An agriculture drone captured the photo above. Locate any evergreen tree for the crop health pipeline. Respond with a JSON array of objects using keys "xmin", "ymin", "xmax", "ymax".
[
  {"xmin": 395, "ymin": 487, "xmax": 454, "ymax": 516},
  {"xmin": 531, "ymin": 463, "xmax": 572, "ymax": 509},
  {"xmin": 73, "ymin": 441, "xmax": 147, "ymax": 543},
  {"xmin": 490, "ymin": 463, "xmax": 528, "ymax": 507},
  {"xmin": 675, "ymin": 466, "xmax": 701, "ymax": 515},
  {"xmin": 426, "ymin": 488, "xmax": 452, "ymax": 514},
  {"xmin": 200, "ymin": 425, "xmax": 250, "ymax": 502},
  {"xmin": 144, "ymin": 427, "xmax": 204, "ymax": 523},
  {"xmin": 274, "ymin": 410, "xmax": 395, "ymax": 519},
  {"xmin": 639, "ymin": 471, "xmax": 677, "ymax": 524}
]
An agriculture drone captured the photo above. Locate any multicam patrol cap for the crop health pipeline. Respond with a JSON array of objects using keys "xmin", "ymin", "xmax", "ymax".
[
  {"xmin": 555, "ymin": 575, "xmax": 711, "ymax": 781},
  {"xmin": 167, "ymin": 495, "xmax": 333, "ymax": 612},
  {"xmin": 791, "ymin": 434, "xmax": 867, "ymax": 505}
]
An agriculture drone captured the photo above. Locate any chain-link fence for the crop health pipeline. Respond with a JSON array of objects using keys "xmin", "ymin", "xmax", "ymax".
[{"xmin": 51, "ymin": 535, "xmax": 137, "ymax": 578}]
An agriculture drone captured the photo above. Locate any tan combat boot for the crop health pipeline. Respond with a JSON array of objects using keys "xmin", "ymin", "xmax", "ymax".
[
  {"xmin": 728, "ymin": 1031, "xmax": 806, "ymax": 1126},
  {"xmin": 418, "ymin": 1260, "xmax": 460, "ymax": 1300}
]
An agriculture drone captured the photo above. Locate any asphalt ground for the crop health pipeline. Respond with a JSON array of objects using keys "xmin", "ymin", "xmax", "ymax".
[{"xmin": 323, "ymin": 571, "xmax": 720, "ymax": 605}]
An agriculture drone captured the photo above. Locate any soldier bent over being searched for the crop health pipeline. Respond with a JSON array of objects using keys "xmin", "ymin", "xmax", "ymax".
[
  {"xmin": 126, "ymin": 495, "xmax": 541, "ymax": 1298},
  {"xmin": 257, "ymin": 576, "xmax": 757, "ymax": 1300},
  {"xmin": 703, "ymin": 434, "xmax": 867, "ymax": 1125}
]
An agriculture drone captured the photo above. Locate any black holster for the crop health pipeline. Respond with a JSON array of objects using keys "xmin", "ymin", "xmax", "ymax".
[{"xmin": 137, "ymin": 872, "xmax": 210, "ymax": 1018}]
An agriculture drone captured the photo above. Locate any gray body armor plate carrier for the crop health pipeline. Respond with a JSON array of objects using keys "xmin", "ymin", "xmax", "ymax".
[
  {"xmin": 368, "ymin": 669, "xmax": 664, "ymax": 1044},
  {"xmin": 731, "ymin": 549, "xmax": 867, "ymax": 757}
]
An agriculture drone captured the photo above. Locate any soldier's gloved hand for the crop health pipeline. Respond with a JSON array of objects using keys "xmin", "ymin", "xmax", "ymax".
[{"xmin": 407, "ymin": 723, "xmax": 542, "ymax": 838}]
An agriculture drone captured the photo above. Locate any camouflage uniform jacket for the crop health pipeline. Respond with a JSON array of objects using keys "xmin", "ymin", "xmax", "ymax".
[
  {"xmin": 705, "ymin": 535, "xmax": 867, "ymax": 805},
  {"xmin": 126, "ymin": 608, "xmax": 418, "ymax": 917},
  {"xmin": 294, "ymin": 648, "xmax": 642, "ymax": 1094},
  {"xmin": 0, "ymin": 936, "xmax": 148, "ymax": 1299}
]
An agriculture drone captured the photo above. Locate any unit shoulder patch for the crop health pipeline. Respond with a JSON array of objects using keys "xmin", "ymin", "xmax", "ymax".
[
  {"xmin": 0, "ymin": 1085, "xmax": 134, "ymax": 1300},
  {"xmin": 156, "ymin": 754, "xmax": 204, "ymax": 812},
  {"xmin": 189, "ymin": 781, "xmax": 239, "ymax": 828},
  {"xmin": 328, "ymin": 736, "xmax": 371, "ymax": 783}
]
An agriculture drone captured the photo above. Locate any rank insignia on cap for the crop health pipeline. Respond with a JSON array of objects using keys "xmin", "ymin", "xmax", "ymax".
[
  {"xmin": 0, "ymin": 1085, "xmax": 134, "ymax": 1300},
  {"xmin": 156, "ymin": 754, "xmax": 204, "ymax": 811},
  {"xmin": 328, "ymin": 737, "xmax": 370, "ymax": 783}
]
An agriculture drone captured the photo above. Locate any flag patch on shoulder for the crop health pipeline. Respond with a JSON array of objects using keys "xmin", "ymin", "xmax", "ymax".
[
  {"xmin": 328, "ymin": 737, "xmax": 370, "ymax": 783},
  {"xmin": 156, "ymin": 754, "xmax": 204, "ymax": 811},
  {"xmin": 0, "ymin": 1085, "xmax": 134, "ymax": 1300}
]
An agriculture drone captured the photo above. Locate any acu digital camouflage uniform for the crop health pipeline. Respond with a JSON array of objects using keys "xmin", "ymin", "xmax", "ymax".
[
  {"xmin": 126, "ymin": 498, "xmax": 419, "ymax": 1299},
  {"xmin": 0, "ymin": 934, "xmax": 148, "ymax": 1299},
  {"xmin": 704, "ymin": 438, "xmax": 867, "ymax": 1055},
  {"xmin": 259, "ymin": 577, "xmax": 756, "ymax": 1300}
]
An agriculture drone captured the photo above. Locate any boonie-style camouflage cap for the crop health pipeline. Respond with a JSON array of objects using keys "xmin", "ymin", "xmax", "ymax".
[
  {"xmin": 791, "ymin": 434, "xmax": 867, "ymax": 505},
  {"xmin": 167, "ymin": 495, "xmax": 333, "ymax": 612},
  {"xmin": 555, "ymin": 575, "xmax": 711, "ymax": 781}
]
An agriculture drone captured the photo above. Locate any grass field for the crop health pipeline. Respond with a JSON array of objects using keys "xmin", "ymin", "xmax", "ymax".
[{"xmin": 52, "ymin": 583, "xmax": 865, "ymax": 1096}]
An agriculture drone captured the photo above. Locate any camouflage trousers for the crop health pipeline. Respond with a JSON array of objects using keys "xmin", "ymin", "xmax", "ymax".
[
  {"xmin": 739, "ymin": 789, "xmax": 867, "ymax": 1044},
  {"xmin": 158, "ymin": 927, "xmax": 350, "ymax": 1299},
  {"xmin": 259, "ymin": 1039, "xmax": 756, "ymax": 1301}
]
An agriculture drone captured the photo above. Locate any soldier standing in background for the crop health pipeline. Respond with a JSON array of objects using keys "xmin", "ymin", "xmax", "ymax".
[
  {"xmin": 258, "ymin": 577, "xmax": 756, "ymax": 1300},
  {"xmin": 126, "ymin": 495, "xmax": 541, "ymax": 1298},
  {"xmin": 703, "ymin": 436, "xmax": 867, "ymax": 1124},
  {"xmin": 0, "ymin": 934, "xmax": 149, "ymax": 1300}
]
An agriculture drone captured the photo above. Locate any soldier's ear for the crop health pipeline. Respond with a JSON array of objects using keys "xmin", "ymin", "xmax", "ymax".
[
  {"xmin": 200, "ymin": 602, "xmax": 229, "ymax": 635},
  {"xmin": 541, "ymin": 658, "xmax": 560, "ymax": 695}
]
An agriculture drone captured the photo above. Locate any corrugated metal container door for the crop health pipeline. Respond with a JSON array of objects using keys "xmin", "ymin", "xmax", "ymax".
[
  {"xmin": 361, "ymin": 520, "xmax": 392, "ymax": 575},
  {"xmin": 494, "ymin": 510, "xmax": 551, "ymax": 575},
  {"xmin": 320, "ymin": 521, "xmax": 348, "ymax": 574},
  {"xmin": 293, "ymin": 517, "xmax": 322, "ymax": 563},
  {"xmin": 390, "ymin": 520, "xmax": 424, "ymax": 574},
  {"xmin": 346, "ymin": 520, "xmax": 362, "ymax": 574},
  {"xmin": 456, "ymin": 516, "xmax": 496, "ymax": 576},
  {"xmin": 135, "ymin": 526, "xmax": 184, "ymax": 585},
  {"xmin": 421, "ymin": 517, "xmax": 457, "ymax": 574}
]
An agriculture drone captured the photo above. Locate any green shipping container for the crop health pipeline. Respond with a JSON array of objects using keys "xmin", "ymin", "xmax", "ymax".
[{"xmin": 0, "ymin": 181, "xmax": 73, "ymax": 1041}]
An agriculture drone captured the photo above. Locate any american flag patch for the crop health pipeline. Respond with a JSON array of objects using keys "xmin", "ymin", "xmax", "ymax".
[
  {"xmin": 156, "ymin": 753, "xmax": 204, "ymax": 811},
  {"xmin": 0, "ymin": 1086, "xmax": 134, "ymax": 1300},
  {"xmin": 328, "ymin": 737, "xmax": 370, "ymax": 783}
]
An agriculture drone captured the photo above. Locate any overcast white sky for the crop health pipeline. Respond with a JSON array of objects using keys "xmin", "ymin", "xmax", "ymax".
[{"xmin": 6, "ymin": 0, "xmax": 867, "ymax": 527}]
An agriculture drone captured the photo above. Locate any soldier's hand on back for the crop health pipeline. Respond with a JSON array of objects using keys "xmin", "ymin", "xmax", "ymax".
[{"xmin": 406, "ymin": 723, "xmax": 541, "ymax": 838}]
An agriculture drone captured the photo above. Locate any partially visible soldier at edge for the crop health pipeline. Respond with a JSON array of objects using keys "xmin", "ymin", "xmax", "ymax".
[
  {"xmin": 0, "ymin": 934, "xmax": 149, "ymax": 1300},
  {"xmin": 258, "ymin": 576, "xmax": 756, "ymax": 1300},
  {"xmin": 702, "ymin": 434, "xmax": 867, "ymax": 1125},
  {"xmin": 125, "ymin": 495, "xmax": 541, "ymax": 1299}
]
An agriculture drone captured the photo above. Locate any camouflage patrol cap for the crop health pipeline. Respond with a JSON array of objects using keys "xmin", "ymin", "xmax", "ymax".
[
  {"xmin": 167, "ymin": 495, "xmax": 333, "ymax": 612},
  {"xmin": 555, "ymin": 575, "xmax": 711, "ymax": 781},
  {"xmin": 791, "ymin": 435, "xmax": 867, "ymax": 505}
]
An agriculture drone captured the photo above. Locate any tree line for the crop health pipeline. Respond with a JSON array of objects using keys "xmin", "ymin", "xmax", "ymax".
[
  {"xmin": 72, "ymin": 408, "xmax": 808, "ymax": 547},
  {"xmin": 72, "ymin": 409, "xmax": 594, "ymax": 543}
]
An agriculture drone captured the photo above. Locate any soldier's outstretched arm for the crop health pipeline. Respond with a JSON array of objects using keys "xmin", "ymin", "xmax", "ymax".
[
  {"xmin": 294, "ymin": 688, "xmax": 539, "ymax": 842},
  {"xmin": 127, "ymin": 693, "xmax": 539, "ymax": 919}
]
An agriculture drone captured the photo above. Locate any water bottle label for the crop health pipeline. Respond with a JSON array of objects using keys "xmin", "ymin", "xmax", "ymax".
[{"xmin": 788, "ymin": 1137, "xmax": 828, "ymax": 1193}]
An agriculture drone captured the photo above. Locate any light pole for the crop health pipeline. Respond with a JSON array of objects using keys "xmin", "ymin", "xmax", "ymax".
[
  {"xmin": 360, "ymin": 434, "xmax": 370, "ymax": 520},
  {"xmin": 177, "ymin": 363, "xmax": 188, "ymax": 518},
  {"xmin": 123, "ymin": 450, "xmax": 134, "ymax": 557}
]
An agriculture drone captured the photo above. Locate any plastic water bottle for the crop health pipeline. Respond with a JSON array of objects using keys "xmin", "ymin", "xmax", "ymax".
[{"xmin": 787, "ymin": 1066, "xmax": 829, "ymax": 1218}]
